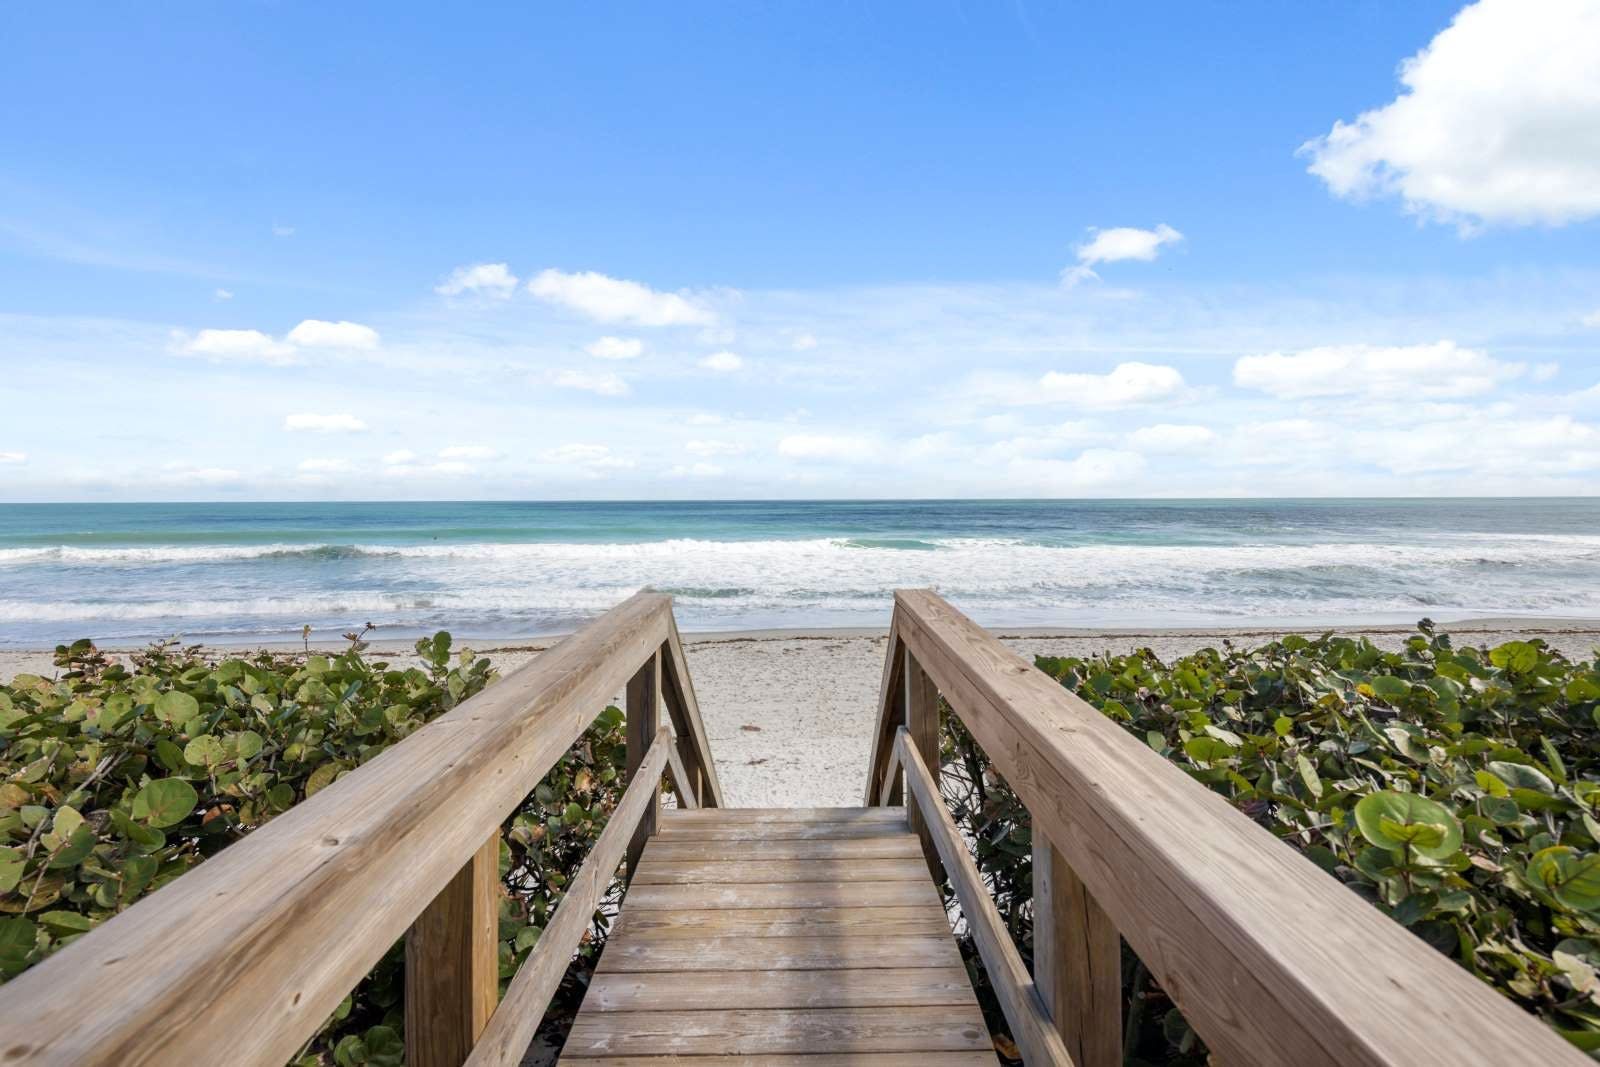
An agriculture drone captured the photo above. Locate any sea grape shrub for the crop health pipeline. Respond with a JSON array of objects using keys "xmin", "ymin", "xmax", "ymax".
[
  {"xmin": 0, "ymin": 634, "xmax": 628, "ymax": 1066},
  {"xmin": 940, "ymin": 624, "xmax": 1600, "ymax": 1061}
]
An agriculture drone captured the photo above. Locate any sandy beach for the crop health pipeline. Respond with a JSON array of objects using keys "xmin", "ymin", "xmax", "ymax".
[{"xmin": 6, "ymin": 619, "xmax": 1598, "ymax": 808}]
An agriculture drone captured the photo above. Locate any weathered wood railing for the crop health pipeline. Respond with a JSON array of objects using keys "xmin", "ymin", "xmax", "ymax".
[
  {"xmin": 867, "ymin": 588, "xmax": 1588, "ymax": 1067},
  {"xmin": 0, "ymin": 591, "xmax": 721, "ymax": 1067}
]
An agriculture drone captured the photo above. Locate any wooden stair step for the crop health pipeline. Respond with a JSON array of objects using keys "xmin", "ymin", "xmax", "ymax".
[
  {"xmin": 583, "ymin": 967, "xmax": 979, "ymax": 1011},
  {"xmin": 594, "ymin": 934, "xmax": 963, "ymax": 973},
  {"xmin": 562, "ymin": 1006, "xmax": 993, "ymax": 1057},
  {"xmin": 630, "ymin": 856, "xmax": 931, "ymax": 885},
  {"xmin": 610, "ymin": 905, "xmax": 953, "ymax": 940}
]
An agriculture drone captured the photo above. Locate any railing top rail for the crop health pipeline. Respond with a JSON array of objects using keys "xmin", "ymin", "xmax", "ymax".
[
  {"xmin": 875, "ymin": 588, "xmax": 1585, "ymax": 1067},
  {"xmin": 0, "ymin": 591, "xmax": 692, "ymax": 1067}
]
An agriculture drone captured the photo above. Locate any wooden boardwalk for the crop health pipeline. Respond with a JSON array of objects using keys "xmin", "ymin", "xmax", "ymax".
[{"xmin": 561, "ymin": 807, "xmax": 994, "ymax": 1063}]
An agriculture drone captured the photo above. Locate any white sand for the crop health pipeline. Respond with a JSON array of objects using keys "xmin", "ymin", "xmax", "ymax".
[{"xmin": 5, "ymin": 621, "xmax": 1597, "ymax": 808}]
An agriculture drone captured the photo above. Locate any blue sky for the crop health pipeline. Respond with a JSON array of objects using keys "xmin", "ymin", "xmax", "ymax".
[{"xmin": 2, "ymin": 0, "xmax": 1598, "ymax": 500}]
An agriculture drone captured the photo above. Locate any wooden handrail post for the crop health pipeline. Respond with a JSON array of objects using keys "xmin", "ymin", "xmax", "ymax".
[
  {"xmin": 625, "ymin": 648, "xmax": 662, "ymax": 879},
  {"xmin": 904, "ymin": 648, "xmax": 941, "ymax": 879},
  {"xmin": 1033, "ymin": 825, "xmax": 1121, "ymax": 1067},
  {"xmin": 406, "ymin": 832, "xmax": 500, "ymax": 1067}
]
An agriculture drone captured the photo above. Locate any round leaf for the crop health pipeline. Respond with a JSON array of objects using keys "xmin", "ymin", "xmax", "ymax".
[
  {"xmin": 132, "ymin": 778, "xmax": 199, "ymax": 828},
  {"xmin": 1353, "ymin": 791, "xmax": 1462, "ymax": 859}
]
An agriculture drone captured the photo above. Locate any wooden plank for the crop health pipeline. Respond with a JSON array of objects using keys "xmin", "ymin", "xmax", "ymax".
[
  {"xmin": 609, "ymin": 906, "xmax": 952, "ymax": 940},
  {"xmin": 595, "ymin": 934, "xmax": 962, "ymax": 973},
  {"xmin": 892, "ymin": 588, "xmax": 1589, "ymax": 1067},
  {"xmin": 0, "ymin": 591, "xmax": 676, "ymax": 1067},
  {"xmin": 464, "ymin": 728, "xmax": 670, "ymax": 1067},
  {"xmin": 904, "ymin": 648, "xmax": 943, "ymax": 881},
  {"xmin": 663, "ymin": 742, "xmax": 698, "ymax": 810},
  {"xmin": 562, "ymin": 1006, "xmax": 993, "ymax": 1057},
  {"xmin": 405, "ymin": 833, "xmax": 499, "ymax": 1067},
  {"xmin": 654, "ymin": 821, "xmax": 909, "ymax": 841},
  {"xmin": 583, "ymin": 967, "xmax": 978, "ymax": 1011},
  {"xmin": 661, "ymin": 807, "xmax": 908, "ymax": 823},
  {"xmin": 565, "ymin": 1054, "xmax": 997, "ymax": 1066},
  {"xmin": 640, "ymin": 835, "xmax": 924, "ymax": 862},
  {"xmin": 623, "ymin": 651, "xmax": 660, "ymax": 879},
  {"xmin": 1034, "ymin": 825, "xmax": 1120, "ymax": 1067},
  {"xmin": 661, "ymin": 611, "xmax": 724, "ymax": 808},
  {"xmin": 895, "ymin": 728, "xmax": 1073, "ymax": 1066},
  {"xmin": 622, "ymin": 879, "xmax": 940, "ymax": 910},
  {"xmin": 864, "ymin": 620, "xmax": 907, "ymax": 804},
  {"xmin": 629, "ymin": 857, "xmax": 931, "ymax": 885}
]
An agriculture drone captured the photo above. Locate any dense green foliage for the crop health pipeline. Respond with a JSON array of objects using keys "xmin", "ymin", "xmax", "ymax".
[
  {"xmin": 942, "ymin": 623, "xmax": 1600, "ymax": 1062},
  {"xmin": 0, "ymin": 636, "xmax": 626, "ymax": 1065}
]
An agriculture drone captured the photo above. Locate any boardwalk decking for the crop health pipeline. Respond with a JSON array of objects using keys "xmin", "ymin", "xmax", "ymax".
[{"xmin": 560, "ymin": 807, "xmax": 994, "ymax": 1063}]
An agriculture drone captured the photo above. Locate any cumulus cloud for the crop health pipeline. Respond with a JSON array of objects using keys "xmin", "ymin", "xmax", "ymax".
[
  {"xmin": 297, "ymin": 458, "xmax": 350, "ymax": 473},
  {"xmin": 1009, "ymin": 448, "xmax": 1148, "ymax": 489},
  {"xmin": 0, "ymin": 452, "xmax": 26, "ymax": 464},
  {"xmin": 698, "ymin": 351, "xmax": 744, "ymax": 372},
  {"xmin": 585, "ymin": 336, "xmax": 644, "ymax": 360},
  {"xmin": 435, "ymin": 262, "xmax": 519, "ymax": 298},
  {"xmin": 283, "ymin": 413, "xmax": 368, "ymax": 434},
  {"xmin": 1301, "ymin": 0, "xmax": 1600, "ymax": 228},
  {"xmin": 791, "ymin": 332, "xmax": 819, "ymax": 351},
  {"xmin": 213, "ymin": 288, "xmax": 233, "ymax": 301},
  {"xmin": 180, "ymin": 328, "xmax": 297, "ymax": 365},
  {"xmin": 382, "ymin": 450, "xmax": 417, "ymax": 464},
  {"xmin": 978, "ymin": 362, "xmax": 1187, "ymax": 409},
  {"xmin": 159, "ymin": 465, "xmax": 243, "ymax": 486},
  {"xmin": 1583, "ymin": 309, "xmax": 1600, "ymax": 328},
  {"xmin": 778, "ymin": 434, "xmax": 875, "ymax": 462},
  {"xmin": 1233, "ymin": 341, "xmax": 1523, "ymax": 399},
  {"xmin": 1063, "ymin": 224, "xmax": 1183, "ymax": 285},
  {"xmin": 539, "ymin": 443, "xmax": 634, "ymax": 473},
  {"xmin": 552, "ymin": 369, "xmax": 630, "ymax": 396},
  {"xmin": 1127, "ymin": 424, "xmax": 1217, "ymax": 453},
  {"xmin": 528, "ymin": 269, "xmax": 716, "ymax": 326},
  {"xmin": 667, "ymin": 462, "xmax": 725, "ymax": 478},
  {"xmin": 286, "ymin": 319, "xmax": 380, "ymax": 350}
]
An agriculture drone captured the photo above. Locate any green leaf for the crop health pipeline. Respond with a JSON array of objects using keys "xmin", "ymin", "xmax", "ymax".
[
  {"xmin": 0, "ymin": 846, "xmax": 24, "ymax": 893},
  {"xmin": 183, "ymin": 735, "xmax": 226, "ymax": 769},
  {"xmin": 1486, "ymin": 760, "xmax": 1554, "ymax": 795},
  {"xmin": 1353, "ymin": 791, "xmax": 1462, "ymax": 859},
  {"xmin": 1183, "ymin": 737, "xmax": 1234, "ymax": 763},
  {"xmin": 154, "ymin": 690, "xmax": 199, "ymax": 724},
  {"xmin": 1295, "ymin": 753, "xmax": 1324, "ymax": 799},
  {"xmin": 1529, "ymin": 847, "xmax": 1600, "ymax": 912},
  {"xmin": 1370, "ymin": 675, "xmax": 1410, "ymax": 701},
  {"xmin": 132, "ymin": 778, "xmax": 199, "ymax": 828}
]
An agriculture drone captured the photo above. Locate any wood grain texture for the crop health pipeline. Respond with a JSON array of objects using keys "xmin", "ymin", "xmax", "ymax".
[
  {"xmin": 406, "ymin": 833, "xmax": 500, "ymax": 1067},
  {"xmin": 564, "ymin": 1056, "xmax": 996, "ymax": 1066},
  {"xmin": 1034, "ymin": 824, "xmax": 1120, "ymax": 1067},
  {"xmin": 895, "ymin": 729, "xmax": 1074, "ymax": 1067},
  {"xmin": 904, "ymin": 648, "xmax": 943, "ymax": 881},
  {"xmin": 662, "ymin": 807, "xmax": 909, "ymax": 823},
  {"xmin": 630, "ymin": 857, "xmax": 931, "ymax": 885},
  {"xmin": 653, "ymin": 819, "xmax": 909, "ymax": 841},
  {"xmin": 663, "ymin": 743, "xmax": 698, "ymax": 810},
  {"xmin": 622, "ymin": 879, "xmax": 940, "ymax": 910},
  {"xmin": 640, "ymin": 835, "xmax": 924, "ymax": 861},
  {"xmin": 0, "ymin": 591, "xmax": 676, "ymax": 1067},
  {"xmin": 595, "ymin": 934, "xmax": 963, "ymax": 973},
  {"xmin": 623, "ymin": 652, "xmax": 660, "ymax": 879},
  {"xmin": 583, "ymin": 968, "xmax": 979, "ymax": 1011},
  {"xmin": 890, "ymin": 588, "xmax": 1588, "ymax": 1067},
  {"xmin": 864, "ymin": 622, "xmax": 908, "ymax": 804},
  {"xmin": 609, "ymin": 906, "xmax": 951, "ymax": 940},
  {"xmin": 464, "ymin": 727, "xmax": 670, "ymax": 1067},
  {"xmin": 563, "ymin": 1007, "xmax": 993, "ymax": 1057}
]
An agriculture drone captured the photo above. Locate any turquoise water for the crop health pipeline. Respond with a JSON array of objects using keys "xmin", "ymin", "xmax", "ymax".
[{"xmin": 1, "ymin": 499, "xmax": 1597, "ymax": 646}]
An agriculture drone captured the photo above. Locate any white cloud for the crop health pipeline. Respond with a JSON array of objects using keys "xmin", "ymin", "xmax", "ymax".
[
  {"xmin": 286, "ymin": 319, "xmax": 380, "ymax": 350},
  {"xmin": 283, "ymin": 413, "xmax": 368, "ymax": 434},
  {"xmin": 1583, "ymin": 309, "xmax": 1600, "ymax": 328},
  {"xmin": 1233, "ymin": 341, "xmax": 1523, "ymax": 399},
  {"xmin": 983, "ymin": 362, "xmax": 1186, "ymax": 409},
  {"xmin": 272, "ymin": 223, "xmax": 294, "ymax": 238},
  {"xmin": 552, "ymin": 369, "xmax": 630, "ymax": 396},
  {"xmin": 0, "ymin": 452, "xmax": 26, "ymax": 464},
  {"xmin": 213, "ymin": 288, "xmax": 233, "ymax": 301},
  {"xmin": 687, "ymin": 413, "xmax": 725, "ymax": 426},
  {"xmin": 685, "ymin": 440, "xmax": 745, "ymax": 457},
  {"xmin": 435, "ymin": 262, "xmax": 519, "ymax": 298},
  {"xmin": 778, "ymin": 434, "xmax": 875, "ymax": 462},
  {"xmin": 382, "ymin": 458, "xmax": 475, "ymax": 479},
  {"xmin": 791, "ymin": 332, "xmax": 819, "ymax": 351},
  {"xmin": 585, "ymin": 335, "xmax": 644, "ymax": 360},
  {"xmin": 439, "ymin": 445, "xmax": 500, "ymax": 460},
  {"xmin": 1063, "ymin": 224, "xmax": 1183, "ymax": 285},
  {"xmin": 528, "ymin": 269, "xmax": 716, "ymax": 326},
  {"xmin": 698, "ymin": 351, "xmax": 744, "ymax": 372},
  {"xmin": 667, "ymin": 462, "xmax": 725, "ymax": 478},
  {"xmin": 1301, "ymin": 0, "xmax": 1600, "ymax": 228},
  {"xmin": 1009, "ymin": 448, "xmax": 1148, "ymax": 489},
  {"xmin": 180, "ymin": 328, "xmax": 297, "ymax": 365},
  {"xmin": 539, "ymin": 443, "xmax": 634, "ymax": 471},
  {"xmin": 1127, "ymin": 423, "xmax": 1217, "ymax": 453},
  {"xmin": 382, "ymin": 450, "xmax": 417, "ymax": 464},
  {"xmin": 297, "ymin": 458, "xmax": 350, "ymax": 473}
]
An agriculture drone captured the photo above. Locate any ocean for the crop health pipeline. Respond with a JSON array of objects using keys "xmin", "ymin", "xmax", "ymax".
[{"xmin": 0, "ymin": 499, "xmax": 1597, "ymax": 647}]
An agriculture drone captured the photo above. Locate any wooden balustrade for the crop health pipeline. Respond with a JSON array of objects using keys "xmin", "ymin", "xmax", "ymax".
[
  {"xmin": 0, "ymin": 591, "xmax": 719, "ymax": 1067},
  {"xmin": 867, "ymin": 588, "xmax": 1589, "ymax": 1067}
]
